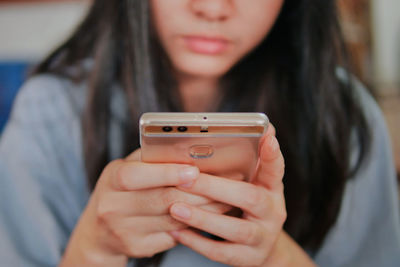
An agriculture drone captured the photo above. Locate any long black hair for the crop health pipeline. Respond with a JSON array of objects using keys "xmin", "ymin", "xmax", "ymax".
[{"xmin": 34, "ymin": 0, "xmax": 370, "ymax": 260}]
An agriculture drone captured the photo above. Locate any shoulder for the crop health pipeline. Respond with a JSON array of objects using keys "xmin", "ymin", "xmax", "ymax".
[
  {"xmin": 315, "ymin": 74, "xmax": 400, "ymax": 266},
  {"xmin": 1, "ymin": 73, "xmax": 88, "ymax": 190},
  {"xmin": 0, "ymin": 74, "xmax": 90, "ymax": 264},
  {"xmin": 10, "ymin": 73, "xmax": 87, "ymax": 126},
  {"xmin": 348, "ymin": 74, "xmax": 394, "ymax": 177},
  {"xmin": 337, "ymin": 68, "xmax": 384, "ymax": 134},
  {"xmin": 0, "ymin": 73, "xmax": 89, "ymax": 205},
  {"xmin": 336, "ymin": 68, "xmax": 392, "ymax": 175},
  {"xmin": 351, "ymin": 75, "xmax": 385, "ymax": 131}
]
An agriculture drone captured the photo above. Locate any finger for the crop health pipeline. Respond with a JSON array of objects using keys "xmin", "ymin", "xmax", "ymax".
[
  {"xmin": 178, "ymin": 173, "xmax": 274, "ymax": 218},
  {"xmin": 199, "ymin": 202, "xmax": 233, "ymax": 215},
  {"xmin": 97, "ymin": 188, "xmax": 213, "ymax": 216},
  {"xmin": 170, "ymin": 229, "xmax": 261, "ymax": 267},
  {"xmin": 170, "ymin": 203, "xmax": 263, "ymax": 246},
  {"xmin": 125, "ymin": 148, "xmax": 141, "ymax": 161},
  {"xmin": 124, "ymin": 232, "xmax": 177, "ymax": 258},
  {"xmin": 113, "ymin": 215, "xmax": 188, "ymax": 234},
  {"xmin": 254, "ymin": 134, "xmax": 285, "ymax": 192},
  {"xmin": 266, "ymin": 123, "xmax": 276, "ymax": 136},
  {"xmin": 108, "ymin": 160, "xmax": 199, "ymax": 191},
  {"xmin": 257, "ymin": 123, "xmax": 276, "ymax": 155}
]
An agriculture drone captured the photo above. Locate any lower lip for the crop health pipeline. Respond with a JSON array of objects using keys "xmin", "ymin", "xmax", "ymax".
[{"xmin": 183, "ymin": 36, "xmax": 229, "ymax": 55}]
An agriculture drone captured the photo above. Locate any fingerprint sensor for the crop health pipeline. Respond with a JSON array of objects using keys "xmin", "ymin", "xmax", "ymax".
[{"xmin": 189, "ymin": 145, "xmax": 214, "ymax": 159}]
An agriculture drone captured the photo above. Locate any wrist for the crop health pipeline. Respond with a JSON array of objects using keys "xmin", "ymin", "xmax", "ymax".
[
  {"xmin": 265, "ymin": 231, "xmax": 316, "ymax": 267},
  {"xmin": 60, "ymin": 205, "xmax": 128, "ymax": 267},
  {"xmin": 60, "ymin": 229, "xmax": 128, "ymax": 267},
  {"xmin": 60, "ymin": 227, "xmax": 128, "ymax": 267}
]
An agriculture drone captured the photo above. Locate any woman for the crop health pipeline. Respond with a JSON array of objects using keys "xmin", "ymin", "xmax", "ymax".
[{"xmin": 0, "ymin": 0, "xmax": 399, "ymax": 266}]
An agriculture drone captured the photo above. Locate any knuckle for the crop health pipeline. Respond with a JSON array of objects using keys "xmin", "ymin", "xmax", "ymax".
[
  {"xmin": 114, "ymin": 164, "xmax": 129, "ymax": 190},
  {"xmin": 272, "ymin": 196, "xmax": 287, "ymax": 224},
  {"xmin": 269, "ymin": 164, "xmax": 285, "ymax": 180},
  {"xmin": 277, "ymin": 208, "xmax": 287, "ymax": 225},
  {"xmin": 114, "ymin": 162, "xmax": 139, "ymax": 190},
  {"xmin": 132, "ymin": 249, "xmax": 155, "ymax": 259},
  {"xmin": 262, "ymin": 190, "xmax": 274, "ymax": 209},
  {"xmin": 225, "ymin": 255, "xmax": 240, "ymax": 266},
  {"xmin": 98, "ymin": 159, "xmax": 124, "ymax": 185},
  {"xmin": 208, "ymin": 248, "xmax": 232, "ymax": 264},
  {"xmin": 251, "ymin": 254, "xmax": 266, "ymax": 267},
  {"xmin": 123, "ymin": 239, "xmax": 148, "ymax": 258},
  {"xmin": 207, "ymin": 248, "xmax": 243, "ymax": 266},
  {"xmin": 108, "ymin": 159, "xmax": 125, "ymax": 175},
  {"xmin": 126, "ymin": 243, "xmax": 151, "ymax": 258},
  {"xmin": 223, "ymin": 252, "xmax": 239, "ymax": 266},
  {"xmin": 108, "ymin": 227, "xmax": 129, "ymax": 250},
  {"xmin": 165, "ymin": 215, "xmax": 187, "ymax": 231},
  {"xmin": 236, "ymin": 223, "xmax": 259, "ymax": 245},
  {"xmin": 244, "ymin": 187, "xmax": 264, "ymax": 208},
  {"xmin": 127, "ymin": 238, "xmax": 175, "ymax": 259},
  {"xmin": 96, "ymin": 200, "xmax": 115, "ymax": 226},
  {"xmin": 104, "ymin": 159, "xmax": 118, "ymax": 171},
  {"xmin": 161, "ymin": 187, "xmax": 178, "ymax": 207},
  {"xmin": 111, "ymin": 158, "xmax": 125, "ymax": 166}
]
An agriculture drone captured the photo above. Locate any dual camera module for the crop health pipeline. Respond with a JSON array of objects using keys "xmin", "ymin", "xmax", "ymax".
[
  {"xmin": 162, "ymin": 116, "xmax": 208, "ymax": 133},
  {"xmin": 162, "ymin": 126, "xmax": 187, "ymax": 132}
]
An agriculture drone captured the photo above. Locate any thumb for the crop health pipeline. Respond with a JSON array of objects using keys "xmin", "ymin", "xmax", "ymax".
[
  {"xmin": 125, "ymin": 148, "xmax": 141, "ymax": 161},
  {"xmin": 254, "ymin": 133, "xmax": 285, "ymax": 192}
]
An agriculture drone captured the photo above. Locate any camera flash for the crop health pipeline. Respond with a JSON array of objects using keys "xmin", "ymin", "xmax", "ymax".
[{"xmin": 200, "ymin": 126, "xmax": 208, "ymax": 133}]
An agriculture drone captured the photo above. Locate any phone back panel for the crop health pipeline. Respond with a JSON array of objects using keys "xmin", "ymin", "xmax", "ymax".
[{"xmin": 140, "ymin": 113, "xmax": 268, "ymax": 181}]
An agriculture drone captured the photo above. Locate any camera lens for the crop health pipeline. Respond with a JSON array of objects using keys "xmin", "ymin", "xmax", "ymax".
[
  {"xmin": 162, "ymin": 126, "xmax": 173, "ymax": 132},
  {"xmin": 177, "ymin": 126, "xmax": 188, "ymax": 132}
]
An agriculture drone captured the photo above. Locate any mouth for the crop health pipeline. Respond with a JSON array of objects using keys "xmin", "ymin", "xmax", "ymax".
[{"xmin": 182, "ymin": 35, "xmax": 230, "ymax": 55}]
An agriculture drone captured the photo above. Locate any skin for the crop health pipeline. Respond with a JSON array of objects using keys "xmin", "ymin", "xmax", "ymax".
[
  {"xmin": 61, "ymin": 0, "xmax": 317, "ymax": 266},
  {"xmin": 150, "ymin": 0, "xmax": 284, "ymax": 111},
  {"xmin": 168, "ymin": 127, "xmax": 313, "ymax": 266}
]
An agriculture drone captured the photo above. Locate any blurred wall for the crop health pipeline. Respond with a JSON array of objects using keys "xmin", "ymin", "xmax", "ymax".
[
  {"xmin": 0, "ymin": 1, "xmax": 89, "ymax": 132},
  {"xmin": 371, "ymin": 0, "xmax": 400, "ymax": 95},
  {"xmin": 0, "ymin": 0, "xmax": 398, "ymax": 92},
  {"xmin": 0, "ymin": 1, "xmax": 89, "ymax": 61}
]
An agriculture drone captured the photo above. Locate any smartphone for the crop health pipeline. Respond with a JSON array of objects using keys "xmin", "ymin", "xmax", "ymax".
[{"xmin": 139, "ymin": 113, "xmax": 269, "ymax": 182}]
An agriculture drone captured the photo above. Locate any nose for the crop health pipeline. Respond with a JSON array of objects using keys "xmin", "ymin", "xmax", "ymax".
[{"xmin": 190, "ymin": 0, "xmax": 234, "ymax": 22}]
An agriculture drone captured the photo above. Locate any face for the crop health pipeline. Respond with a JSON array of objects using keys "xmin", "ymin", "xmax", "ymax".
[{"xmin": 150, "ymin": 0, "xmax": 284, "ymax": 79}]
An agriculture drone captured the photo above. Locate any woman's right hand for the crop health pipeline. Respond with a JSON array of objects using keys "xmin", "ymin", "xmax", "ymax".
[{"xmin": 60, "ymin": 149, "xmax": 230, "ymax": 266}]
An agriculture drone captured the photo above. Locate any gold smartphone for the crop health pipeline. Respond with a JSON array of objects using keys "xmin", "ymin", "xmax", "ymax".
[{"xmin": 139, "ymin": 113, "xmax": 269, "ymax": 182}]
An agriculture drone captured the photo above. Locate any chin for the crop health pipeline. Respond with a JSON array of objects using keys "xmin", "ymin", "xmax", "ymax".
[
  {"xmin": 183, "ymin": 68, "xmax": 229, "ymax": 78},
  {"xmin": 174, "ymin": 59, "xmax": 234, "ymax": 79}
]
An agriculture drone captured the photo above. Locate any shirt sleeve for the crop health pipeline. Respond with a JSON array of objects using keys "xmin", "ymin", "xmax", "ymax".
[
  {"xmin": 0, "ymin": 75, "xmax": 89, "ymax": 267},
  {"xmin": 314, "ymin": 81, "xmax": 400, "ymax": 266}
]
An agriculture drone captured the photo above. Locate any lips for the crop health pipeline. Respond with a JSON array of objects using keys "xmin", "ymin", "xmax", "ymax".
[{"xmin": 182, "ymin": 35, "xmax": 230, "ymax": 55}]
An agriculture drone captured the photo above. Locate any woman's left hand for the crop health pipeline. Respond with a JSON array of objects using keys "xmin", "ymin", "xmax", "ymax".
[{"xmin": 168, "ymin": 128, "xmax": 315, "ymax": 266}]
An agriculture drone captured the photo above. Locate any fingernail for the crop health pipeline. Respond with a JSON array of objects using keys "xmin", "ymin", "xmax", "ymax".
[
  {"xmin": 171, "ymin": 204, "xmax": 192, "ymax": 219},
  {"xmin": 268, "ymin": 135, "xmax": 279, "ymax": 152},
  {"xmin": 179, "ymin": 181, "xmax": 195, "ymax": 188},
  {"xmin": 179, "ymin": 167, "xmax": 199, "ymax": 184}
]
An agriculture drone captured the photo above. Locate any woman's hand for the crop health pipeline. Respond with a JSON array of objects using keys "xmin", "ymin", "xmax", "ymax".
[
  {"xmin": 60, "ymin": 150, "xmax": 231, "ymax": 267},
  {"xmin": 168, "ymin": 128, "xmax": 315, "ymax": 266}
]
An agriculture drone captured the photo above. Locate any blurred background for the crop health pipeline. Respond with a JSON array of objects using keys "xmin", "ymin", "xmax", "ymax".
[{"xmin": 0, "ymin": 0, "xmax": 399, "ymax": 179}]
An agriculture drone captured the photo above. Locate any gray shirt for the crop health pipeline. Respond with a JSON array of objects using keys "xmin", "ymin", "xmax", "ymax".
[{"xmin": 0, "ymin": 74, "xmax": 399, "ymax": 267}]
